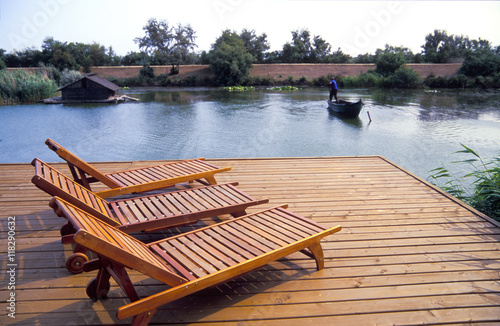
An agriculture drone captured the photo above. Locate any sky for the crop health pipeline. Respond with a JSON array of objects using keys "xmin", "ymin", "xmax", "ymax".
[{"xmin": 1, "ymin": 0, "xmax": 500, "ymax": 57}]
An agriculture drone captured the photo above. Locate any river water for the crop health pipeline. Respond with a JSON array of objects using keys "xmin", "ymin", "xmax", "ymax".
[{"xmin": 1, "ymin": 87, "xmax": 499, "ymax": 179}]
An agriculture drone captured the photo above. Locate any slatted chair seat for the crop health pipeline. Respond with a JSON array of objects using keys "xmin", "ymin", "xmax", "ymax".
[
  {"xmin": 50, "ymin": 197, "xmax": 342, "ymax": 326},
  {"xmin": 45, "ymin": 138, "xmax": 231, "ymax": 197},
  {"xmin": 32, "ymin": 158, "xmax": 268, "ymax": 273}
]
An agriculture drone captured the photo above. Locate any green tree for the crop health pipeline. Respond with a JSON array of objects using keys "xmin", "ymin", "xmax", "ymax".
[
  {"xmin": 240, "ymin": 29, "xmax": 270, "ymax": 63},
  {"xmin": 421, "ymin": 29, "xmax": 469, "ymax": 63},
  {"xmin": 208, "ymin": 30, "xmax": 254, "ymax": 86},
  {"xmin": 5, "ymin": 47, "xmax": 44, "ymax": 67},
  {"xmin": 310, "ymin": 35, "xmax": 332, "ymax": 62},
  {"xmin": 279, "ymin": 29, "xmax": 335, "ymax": 63},
  {"xmin": 41, "ymin": 37, "xmax": 79, "ymax": 70},
  {"xmin": 67, "ymin": 42, "xmax": 109, "ymax": 72},
  {"xmin": 353, "ymin": 53, "xmax": 376, "ymax": 63},
  {"xmin": 121, "ymin": 51, "xmax": 144, "ymax": 66},
  {"xmin": 107, "ymin": 46, "xmax": 122, "ymax": 66},
  {"xmin": 327, "ymin": 47, "xmax": 352, "ymax": 63},
  {"xmin": 459, "ymin": 49, "xmax": 500, "ymax": 77},
  {"xmin": 375, "ymin": 45, "xmax": 408, "ymax": 77},
  {"xmin": 134, "ymin": 18, "xmax": 197, "ymax": 65},
  {"xmin": 280, "ymin": 29, "xmax": 313, "ymax": 62}
]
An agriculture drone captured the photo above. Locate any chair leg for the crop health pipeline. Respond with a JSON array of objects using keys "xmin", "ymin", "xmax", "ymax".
[
  {"xmin": 60, "ymin": 221, "xmax": 76, "ymax": 237},
  {"xmin": 77, "ymin": 167, "xmax": 92, "ymax": 190},
  {"xmin": 307, "ymin": 242, "xmax": 325, "ymax": 271},
  {"xmin": 74, "ymin": 244, "xmax": 87, "ymax": 254},
  {"xmin": 131, "ymin": 309, "xmax": 157, "ymax": 326},
  {"xmin": 106, "ymin": 263, "xmax": 140, "ymax": 302},
  {"xmin": 61, "ymin": 222, "xmax": 76, "ymax": 244},
  {"xmin": 86, "ymin": 267, "xmax": 111, "ymax": 300},
  {"xmin": 230, "ymin": 210, "xmax": 247, "ymax": 218},
  {"xmin": 67, "ymin": 164, "xmax": 81, "ymax": 184},
  {"xmin": 204, "ymin": 175, "xmax": 217, "ymax": 185},
  {"xmin": 82, "ymin": 258, "xmax": 102, "ymax": 273},
  {"xmin": 61, "ymin": 234, "xmax": 75, "ymax": 244}
]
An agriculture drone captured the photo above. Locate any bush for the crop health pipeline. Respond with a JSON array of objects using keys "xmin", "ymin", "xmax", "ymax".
[
  {"xmin": 59, "ymin": 69, "xmax": 82, "ymax": 87},
  {"xmin": 246, "ymin": 76, "xmax": 274, "ymax": 86},
  {"xmin": 375, "ymin": 51, "xmax": 406, "ymax": 77},
  {"xmin": 39, "ymin": 63, "xmax": 61, "ymax": 85},
  {"xmin": 297, "ymin": 75, "xmax": 308, "ymax": 85},
  {"xmin": 424, "ymin": 74, "xmax": 470, "ymax": 88},
  {"xmin": 383, "ymin": 66, "xmax": 421, "ymax": 88},
  {"xmin": 446, "ymin": 75, "xmax": 469, "ymax": 88},
  {"xmin": 428, "ymin": 145, "xmax": 500, "ymax": 221},
  {"xmin": 160, "ymin": 75, "xmax": 215, "ymax": 87},
  {"xmin": 459, "ymin": 50, "xmax": 500, "ymax": 77},
  {"xmin": 311, "ymin": 75, "xmax": 330, "ymax": 87},
  {"xmin": 139, "ymin": 65, "xmax": 155, "ymax": 78},
  {"xmin": 424, "ymin": 74, "xmax": 446, "ymax": 88},
  {"xmin": 358, "ymin": 71, "xmax": 383, "ymax": 87},
  {"xmin": 339, "ymin": 75, "xmax": 359, "ymax": 88}
]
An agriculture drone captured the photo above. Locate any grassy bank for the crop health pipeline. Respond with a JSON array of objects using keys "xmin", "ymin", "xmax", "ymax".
[{"xmin": 0, "ymin": 70, "xmax": 58, "ymax": 104}]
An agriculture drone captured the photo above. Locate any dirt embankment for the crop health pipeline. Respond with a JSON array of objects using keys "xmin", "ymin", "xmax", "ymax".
[{"xmin": 89, "ymin": 63, "xmax": 461, "ymax": 81}]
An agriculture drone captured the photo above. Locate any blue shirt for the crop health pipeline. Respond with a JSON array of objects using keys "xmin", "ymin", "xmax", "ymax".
[{"xmin": 330, "ymin": 79, "xmax": 337, "ymax": 90}]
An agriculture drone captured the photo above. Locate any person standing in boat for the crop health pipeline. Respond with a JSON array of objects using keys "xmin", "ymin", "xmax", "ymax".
[{"xmin": 329, "ymin": 77, "xmax": 339, "ymax": 103}]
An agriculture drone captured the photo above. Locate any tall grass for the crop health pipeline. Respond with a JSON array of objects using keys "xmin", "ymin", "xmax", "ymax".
[
  {"xmin": 0, "ymin": 70, "xmax": 58, "ymax": 104},
  {"xmin": 428, "ymin": 144, "xmax": 500, "ymax": 221}
]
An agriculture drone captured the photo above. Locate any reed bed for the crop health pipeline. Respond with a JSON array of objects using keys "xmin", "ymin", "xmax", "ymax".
[
  {"xmin": 0, "ymin": 70, "xmax": 58, "ymax": 104},
  {"xmin": 429, "ymin": 144, "xmax": 500, "ymax": 221}
]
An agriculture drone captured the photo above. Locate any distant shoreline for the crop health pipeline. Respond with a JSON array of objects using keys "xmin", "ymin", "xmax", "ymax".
[{"xmin": 8, "ymin": 63, "xmax": 461, "ymax": 81}]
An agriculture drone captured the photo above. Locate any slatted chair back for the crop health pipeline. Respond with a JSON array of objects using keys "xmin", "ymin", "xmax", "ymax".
[
  {"xmin": 45, "ymin": 138, "xmax": 120, "ymax": 188},
  {"xmin": 50, "ymin": 197, "xmax": 188, "ymax": 286},
  {"xmin": 46, "ymin": 138, "xmax": 232, "ymax": 197},
  {"xmin": 31, "ymin": 159, "xmax": 119, "ymax": 227}
]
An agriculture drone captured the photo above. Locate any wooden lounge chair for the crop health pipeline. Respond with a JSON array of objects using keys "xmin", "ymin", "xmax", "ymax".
[
  {"xmin": 49, "ymin": 197, "xmax": 342, "ymax": 326},
  {"xmin": 45, "ymin": 138, "xmax": 231, "ymax": 197},
  {"xmin": 32, "ymin": 158, "xmax": 268, "ymax": 273}
]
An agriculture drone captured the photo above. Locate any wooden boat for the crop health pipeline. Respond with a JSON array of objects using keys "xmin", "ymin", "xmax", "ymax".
[{"xmin": 326, "ymin": 99, "xmax": 364, "ymax": 118}]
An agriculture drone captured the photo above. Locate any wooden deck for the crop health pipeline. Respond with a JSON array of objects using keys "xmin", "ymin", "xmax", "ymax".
[{"xmin": 1, "ymin": 156, "xmax": 500, "ymax": 325}]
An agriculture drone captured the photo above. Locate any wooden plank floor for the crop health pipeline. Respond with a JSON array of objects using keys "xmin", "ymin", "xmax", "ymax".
[{"xmin": 1, "ymin": 156, "xmax": 500, "ymax": 325}]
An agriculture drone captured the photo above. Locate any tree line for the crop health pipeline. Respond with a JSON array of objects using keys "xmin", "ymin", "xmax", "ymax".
[{"xmin": 1, "ymin": 18, "xmax": 500, "ymax": 87}]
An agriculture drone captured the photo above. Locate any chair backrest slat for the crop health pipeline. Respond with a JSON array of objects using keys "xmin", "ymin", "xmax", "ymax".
[
  {"xmin": 31, "ymin": 159, "xmax": 119, "ymax": 227},
  {"xmin": 45, "ymin": 138, "xmax": 121, "ymax": 188},
  {"xmin": 51, "ymin": 197, "xmax": 187, "ymax": 286}
]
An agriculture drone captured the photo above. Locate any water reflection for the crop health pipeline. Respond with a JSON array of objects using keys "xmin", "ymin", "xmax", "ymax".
[
  {"xmin": 327, "ymin": 110, "xmax": 364, "ymax": 128},
  {"xmin": 0, "ymin": 87, "xmax": 499, "ymax": 180}
]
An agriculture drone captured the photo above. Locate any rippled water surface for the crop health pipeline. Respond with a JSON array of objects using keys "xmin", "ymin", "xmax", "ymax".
[{"xmin": 1, "ymin": 87, "xmax": 499, "ymax": 179}]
